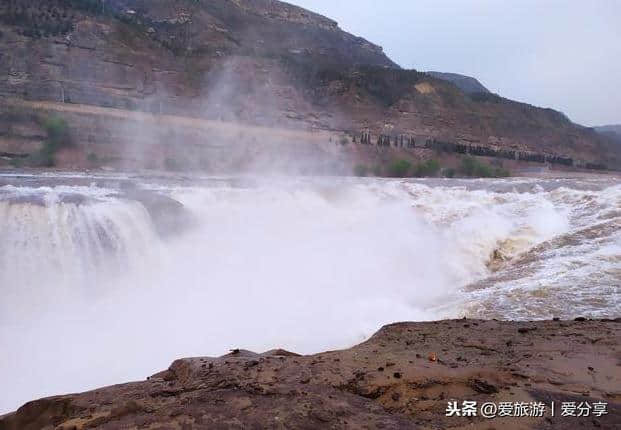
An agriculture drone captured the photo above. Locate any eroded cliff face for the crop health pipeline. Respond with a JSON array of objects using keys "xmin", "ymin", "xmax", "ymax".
[
  {"xmin": 0, "ymin": 0, "xmax": 619, "ymax": 171},
  {"xmin": 0, "ymin": 0, "xmax": 393, "ymax": 119}
]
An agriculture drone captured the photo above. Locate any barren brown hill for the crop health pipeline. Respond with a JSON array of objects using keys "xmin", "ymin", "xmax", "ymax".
[{"xmin": 0, "ymin": 0, "xmax": 619, "ymax": 172}]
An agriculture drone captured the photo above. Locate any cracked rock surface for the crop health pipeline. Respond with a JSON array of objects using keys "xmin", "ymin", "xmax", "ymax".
[{"xmin": 1, "ymin": 319, "xmax": 620, "ymax": 429}]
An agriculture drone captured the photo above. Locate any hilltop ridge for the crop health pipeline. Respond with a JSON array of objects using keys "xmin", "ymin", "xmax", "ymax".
[{"xmin": 426, "ymin": 71, "xmax": 490, "ymax": 95}]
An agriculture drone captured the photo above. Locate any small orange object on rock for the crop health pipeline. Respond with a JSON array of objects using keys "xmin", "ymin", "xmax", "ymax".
[{"xmin": 428, "ymin": 352, "xmax": 437, "ymax": 362}]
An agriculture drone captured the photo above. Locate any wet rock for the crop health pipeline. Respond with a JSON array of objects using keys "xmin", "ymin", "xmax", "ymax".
[
  {"xmin": 469, "ymin": 379, "xmax": 498, "ymax": 394},
  {"xmin": 3, "ymin": 194, "xmax": 48, "ymax": 206},
  {"xmin": 3, "ymin": 319, "xmax": 621, "ymax": 429},
  {"xmin": 122, "ymin": 189, "xmax": 194, "ymax": 237}
]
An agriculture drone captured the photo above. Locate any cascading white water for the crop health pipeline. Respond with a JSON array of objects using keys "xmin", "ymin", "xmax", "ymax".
[
  {"xmin": 0, "ymin": 186, "xmax": 158, "ymax": 312},
  {"xmin": 0, "ymin": 174, "xmax": 619, "ymax": 414}
]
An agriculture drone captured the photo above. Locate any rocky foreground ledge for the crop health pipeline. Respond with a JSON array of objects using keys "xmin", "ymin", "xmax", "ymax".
[{"xmin": 2, "ymin": 319, "xmax": 620, "ymax": 430}]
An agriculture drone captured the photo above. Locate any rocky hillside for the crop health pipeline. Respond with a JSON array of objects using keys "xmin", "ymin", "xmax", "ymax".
[
  {"xmin": 0, "ymin": 0, "xmax": 620, "ymax": 171},
  {"xmin": 1, "ymin": 319, "xmax": 620, "ymax": 429},
  {"xmin": 596, "ymin": 125, "xmax": 621, "ymax": 142},
  {"xmin": 426, "ymin": 71, "xmax": 490, "ymax": 95},
  {"xmin": 595, "ymin": 125, "xmax": 621, "ymax": 148},
  {"xmin": 596, "ymin": 125, "xmax": 621, "ymax": 135}
]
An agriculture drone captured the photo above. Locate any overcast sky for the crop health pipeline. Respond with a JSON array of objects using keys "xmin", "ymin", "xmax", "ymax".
[{"xmin": 288, "ymin": 0, "xmax": 620, "ymax": 126}]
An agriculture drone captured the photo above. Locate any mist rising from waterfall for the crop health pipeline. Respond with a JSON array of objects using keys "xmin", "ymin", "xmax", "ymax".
[{"xmin": 1, "ymin": 174, "xmax": 619, "ymax": 413}]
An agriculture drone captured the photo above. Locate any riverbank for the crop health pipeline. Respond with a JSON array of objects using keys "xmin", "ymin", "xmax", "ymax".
[
  {"xmin": 3, "ymin": 98, "xmax": 619, "ymax": 176},
  {"xmin": 1, "ymin": 164, "xmax": 619, "ymax": 182},
  {"xmin": 2, "ymin": 318, "xmax": 620, "ymax": 429}
]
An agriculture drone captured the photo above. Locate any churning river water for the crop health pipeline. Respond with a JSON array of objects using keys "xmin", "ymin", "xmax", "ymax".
[{"xmin": 0, "ymin": 171, "xmax": 619, "ymax": 412}]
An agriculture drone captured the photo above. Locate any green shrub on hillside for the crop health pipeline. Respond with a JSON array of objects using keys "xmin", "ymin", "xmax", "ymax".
[
  {"xmin": 9, "ymin": 158, "xmax": 23, "ymax": 168},
  {"xmin": 443, "ymin": 167, "xmax": 456, "ymax": 178},
  {"xmin": 353, "ymin": 164, "xmax": 370, "ymax": 177},
  {"xmin": 494, "ymin": 166, "xmax": 511, "ymax": 177},
  {"xmin": 387, "ymin": 159, "xmax": 412, "ymax": 177},
  {"xmin": 44, "ymin": 116, "xmax": 70, "ymax": 147},
  {"xmin": 413, "ymin": 159, "xmax": 440, "ymax": 177},
  {"xmin": 29, "ymin": 115, "xmax": 71, "ymax": 167},
  {"xmin": 460, "ymin": 156, "xmax": 511, "ymax": 178},
  {"xmin": 461, "ymin": 156, "xmax": 491, "ymax": 177}
]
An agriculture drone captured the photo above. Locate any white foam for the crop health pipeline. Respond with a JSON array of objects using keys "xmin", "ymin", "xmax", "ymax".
[{"xmin": 0, "ymin": 176, "xmax": 619, "ymax": 414}]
